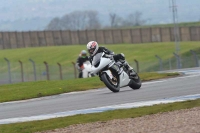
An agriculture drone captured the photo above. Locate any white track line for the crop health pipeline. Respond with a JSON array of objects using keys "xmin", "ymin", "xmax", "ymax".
[{"xmin": 0, "ymin": 94, "xmax": 199, "ymax": 125}]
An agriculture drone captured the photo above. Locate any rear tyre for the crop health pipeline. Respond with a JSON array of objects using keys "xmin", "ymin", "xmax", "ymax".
[
  {"xmin": 101, "ymin": 73, "xmax": 120, "ymax": 92},
  {"xmin": 129, "ymin": 73, "xmax": 141, "ymax": 90}
]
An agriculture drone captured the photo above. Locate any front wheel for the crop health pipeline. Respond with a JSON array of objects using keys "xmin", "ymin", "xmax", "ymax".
[
  {"xmin": 129, "ymin": 73, "xmax": 141, "ymax": 90},
  {"xmin": 100, "ymin": 72, "xmax": 120, "ymax": 92}
]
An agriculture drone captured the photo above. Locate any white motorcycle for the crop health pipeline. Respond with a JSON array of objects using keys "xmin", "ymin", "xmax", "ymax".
[
  {"xmin": 91, "ymin": 52, "xmax": 141, "ymax": 92},
  {"xmin": 82, "ymin": 61, "xmax": 95, "ymax": 78}
]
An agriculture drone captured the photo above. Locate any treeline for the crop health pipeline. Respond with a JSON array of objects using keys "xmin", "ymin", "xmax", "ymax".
[{"xmin": 46, "ymin": 10, "xmax": 147, "ymax": 31}]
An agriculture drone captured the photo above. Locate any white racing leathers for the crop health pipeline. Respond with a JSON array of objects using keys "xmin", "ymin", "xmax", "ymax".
[{"xmin": 91, "ymin": 52, "xmax": 141, "ymax": 92}]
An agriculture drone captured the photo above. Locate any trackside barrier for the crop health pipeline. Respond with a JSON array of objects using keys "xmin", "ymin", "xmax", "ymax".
[
  {"xmin": 29, "ymin": 59, "xmax": 37, "ymax": 81},
  {"xmin": 57, "ymin": 63, "xmax": 63, "ymax": 80},
  {"xmin": 18, "ymin": 60, "xmax": 24, "ymax": 82},
  {"xmin": 72, "ymin": 62, "xmax": 77, "ymax": 79},
  {"xmin": 155, "ymin": 55, "xmax": 163, "ymax": 71},
  {"xmin": 4, "ymin": 58, "xmax": 12, "ymax": 84},
  {"xmin": 134, "ymin": 59, "xmax": 139, "ymax": 73},
  {"xmin": 173, "ymin": 52, "xmax": 182, "ymax": 69},
  {"xmin": 44, "ymin": 61, "xmax": 50, "ymax": 80},
  {"xmin": 190, "ymin": 50, "xmax": 199, "ymax": 67}
]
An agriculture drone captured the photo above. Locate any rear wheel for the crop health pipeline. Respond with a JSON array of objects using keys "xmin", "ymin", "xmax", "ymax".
[
  {"xmin": 129, "ymin": 72, "xmax": 141, "ymax": 90},
  {"xmin": 101, "ymin": 72, "xmax": 120, "ymax": 92}
]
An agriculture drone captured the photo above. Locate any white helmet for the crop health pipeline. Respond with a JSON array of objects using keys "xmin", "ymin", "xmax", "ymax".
[{"xmin": 87, "ymin": 41, "xmax": 99, "ymax": 56}]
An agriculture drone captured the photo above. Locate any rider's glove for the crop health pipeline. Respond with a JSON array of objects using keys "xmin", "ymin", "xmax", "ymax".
[
  {"xmin": 80, "ymin": 65, "xmax": 84, "ymax": 70},
  {"xmin": 120, "ymin": 53, "xmax": 125, "ymax": 60},
  {"xmin": 105, "ymin": 54, "xmax": 114, "ymax": 60},
  {"xmin": 76, "ymin": 64, "xmax": 83, "ymax": 71}
]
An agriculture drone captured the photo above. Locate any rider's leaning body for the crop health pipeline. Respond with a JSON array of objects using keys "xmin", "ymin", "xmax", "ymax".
[{"xmin": 86, "ymin": 41, "xmax": 136, "ymax": 77}]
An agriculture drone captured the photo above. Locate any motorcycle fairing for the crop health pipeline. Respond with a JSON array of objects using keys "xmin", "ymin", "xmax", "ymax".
[
  {"xmin": 118, "ymin": 71, "xmax": 131, "ymax": 87},
  {"xmin": 91, "ymin": 53, "xmax": 112, "ymax": 74}
]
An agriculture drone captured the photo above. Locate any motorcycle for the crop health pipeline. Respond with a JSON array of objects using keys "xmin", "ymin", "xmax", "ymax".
[
  {"xmin": 91, "ymin": 52, "xmax": 141, "ymax": 92},
  {"xmin": 82, "ymin": 61, "xmax": 95, "ymax": 78}
]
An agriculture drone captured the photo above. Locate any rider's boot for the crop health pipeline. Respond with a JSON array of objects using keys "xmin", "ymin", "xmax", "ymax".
[
  {"xmin": 118, "ymin": 53, "xmax": 136, "ymax": 77},
  {"xmin": 123, "ymin": 61, "xmax": 136, "ymax": 77}
]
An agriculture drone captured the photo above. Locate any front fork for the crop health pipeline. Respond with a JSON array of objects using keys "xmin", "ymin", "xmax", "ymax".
[{"xmin": 98, "ymin": 61, "xmax": 123, "ymax": 81}]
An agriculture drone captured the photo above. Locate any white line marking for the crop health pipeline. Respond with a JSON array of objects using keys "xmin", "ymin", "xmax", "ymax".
[
  {"xmin": 0, "ymin": 94, "xmax": 199, "ymax": 125},
  {"xmin": 143, "ymin": 74, "xmax": 200, "ymax": 85}
]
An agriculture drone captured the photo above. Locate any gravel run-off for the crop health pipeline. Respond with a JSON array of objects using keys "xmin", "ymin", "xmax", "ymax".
[{"xmin": 38, "ymin": 107, "xmax": 200, "ymax": 133}]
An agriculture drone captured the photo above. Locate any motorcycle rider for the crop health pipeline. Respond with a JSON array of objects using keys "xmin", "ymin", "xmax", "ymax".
[
  {"xmin": 76, "ymin": 50, "xmax": 89, "ymax": 78},
  {"xmin": 86, "ymin": 41, "xmax": 136, "ymax": 77}
]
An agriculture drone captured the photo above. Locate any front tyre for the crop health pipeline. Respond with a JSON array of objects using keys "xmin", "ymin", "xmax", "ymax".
[
  {"xmin": 101, "ymin": 73, "xmax": 120, "ymax": 92},
  {"xmin": 129, "ymin": 73, "xmax": 141, "ymax": 90}
]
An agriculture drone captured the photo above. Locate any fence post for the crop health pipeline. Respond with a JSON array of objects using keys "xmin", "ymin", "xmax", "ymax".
[
  {"xmin": 85, "ymin": 30, "xmax": 88, "ymax": 42},
  {"xmin": 190, "ymin": 50, "xmax": 199, "ymax": 67},
  {"xmin": 134, "ymin": 59, "xmax": 139, "ymax": 73},
  {"xmin": 57, "ymin": 63, "xmax": 63, "ymax": 80},
  {"xmin": 155, "ymin": 55, "xmax": 163, "ymax": 71},
  {"xmin": 4, "ymin": 58, "xmax": 12, "ymax": 83},
  {"xmin": 44, "ymin": 61, "xmax": 50, "ymax": 80},
  {"xmin": 111, "ymin": 29, "xmax": 114, "ymax": 44},
  {"xmin": 103, "ymin": 30, "xmax": 106, "ymax": 44},
  {"xmin": 19, "ymin": 60, "xmax": 24, "ymax": 82},
  {"xmin": 29, "ymin": 59, "xmax": 37, "ymax": 81},
  {"xmin": 139, "ymin": 28, "xmax": 143, "ymax": 43},
  {"xmin": 59, "ymin": 30, "xmax": 64, "ymax": 45},
  {"xmin": 120, "ymin": 29, "xmax": 124, "ymax": 43},
  {"xmin": 173, "ymin": 52, "xmax": 181, "ymax": 69},
  {"xmin": 169, "ymin": 58, "xmax": 172, "ymax": 70},
  {"xmin": 130, "ymin": 29, "xmax": 134, "ymax": 44},
  {"xmin": 69, "ymin": 30, "xmax": 72, "ymax": 44},
  {"xmin": 22, "ymin": 31, "xmax": 26, "ymax": 48},
  {"xmin": 72, "ymin": 62, "xmax": 77, "ymax": 79},
  {"xmin": 77, "ymin": 30, "xmax": 80, "ymax": 44},
  {"xmin": 159, "ymin": 27, "xmax": 163, "ymax": 42},
  {"xmin": 15, "ymin": 31, "xmax": 19, "ymax": 48},
  {"xmin": 1, "ymin": 32, "xmax": 5, "ymax": 49}
]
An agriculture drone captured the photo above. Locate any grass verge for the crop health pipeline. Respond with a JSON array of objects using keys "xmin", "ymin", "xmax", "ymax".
[
  {"xmin": 0, "ymin": 72, "xmax": 180, "ymax": 103},
  {"xmin": 0, "ymin": 99, "xmax": 199, "ymax": 133},
  {"xmin": 0, "ymin": 42, "xmax": 200, "ymax": 72}
]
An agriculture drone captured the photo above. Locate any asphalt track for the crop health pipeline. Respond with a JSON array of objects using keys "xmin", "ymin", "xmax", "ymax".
[{"xmin": 0, "ymin": 68, "xmax": 200, "ymax": 122}]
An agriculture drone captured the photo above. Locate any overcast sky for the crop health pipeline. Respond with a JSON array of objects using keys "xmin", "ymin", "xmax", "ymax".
[
  {"xmin": 0, "ymin": 0, "xmax": 199, "ymax": 23},
  {"xmin": 0, "ymin": 0, "xmax": 199, "ymax": 31}
]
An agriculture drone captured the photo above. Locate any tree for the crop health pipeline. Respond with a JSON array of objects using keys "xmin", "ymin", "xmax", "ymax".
[
  {"xmin": 59, "ymin": 11, "xmax": 87, "ymax": 30},
  {"xmin": 59, "ymin": 14, "xmax": 72, "ymax": 30},
  {"xmin": 46, "ymin": 17, "xmax": 61, "ymax": 30},
  {"xmin": 86, "ymin": 10, "xmax": 101, "ymax": 29},
  {"xmin": 123, "ymin": 11, "xmax": 147, "ymax": 27},
  {"xmin": 109, "ymin": 13, "xmax": 123, "ymax": 28},
  {"xmin": 46, "ymin": 10, "xmax": 101, "ymax": 31}
]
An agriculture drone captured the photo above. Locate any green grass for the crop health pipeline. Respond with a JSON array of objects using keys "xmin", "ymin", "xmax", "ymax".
[
  {"xmin": 0, "ymin": 72, "xmax": 179, "ymax": 103},
  {"xmin": 139, "ymin": 72, "xmax": 179, "ymax": 81},
  {"xmin": 0, "ymin": 41, "xmax": 200, "ymax": 78},
  {"xmin": 0, "ymin": 99, "xmax": 199, "ymax": 133},
  {"xmin": 0, "ymin": 42, "xmax": 200, "ymax": 65}
]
